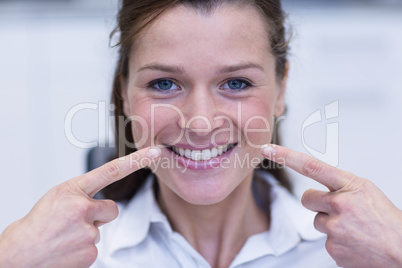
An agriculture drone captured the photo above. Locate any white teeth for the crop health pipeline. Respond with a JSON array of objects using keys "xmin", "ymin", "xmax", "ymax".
[
  {"xmin": 202, "ymin": 149, "xmax": 211, "ymax": 160},
  {"xmin": 211, "ymin": 147, "xmax": 218, "ymax": 158},
  {"xmin": 191, "ymin": 150, "xmax": 202, "ymax": 161},
  {"xmin": 185, "ymin": 149, "xmax": 191, "ymax": 158},
  {"xmin": 217, "ymin": 146, "xmax": 223, "ymax": 155},
  {"xmin": 171, "ymin": 144, "xmax": 235, "ymax": 161}
]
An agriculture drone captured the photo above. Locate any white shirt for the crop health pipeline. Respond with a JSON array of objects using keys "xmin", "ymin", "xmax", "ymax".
[{"xmin": 93, "ymin": 172, "xmax": 337, "ymax": 268}]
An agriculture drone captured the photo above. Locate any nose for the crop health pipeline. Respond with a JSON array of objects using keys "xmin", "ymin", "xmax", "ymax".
[{"xmin": 179, "ymin": 87, "xmax": 224, "ymax": 136}]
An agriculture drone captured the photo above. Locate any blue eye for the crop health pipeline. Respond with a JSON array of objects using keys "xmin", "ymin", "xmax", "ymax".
[
  {"xmin": 221, "ymin": 79, "xmax": 251, "ymax": 91},
  {"xmin": 150, "ymin": 79, "xmax": 180, "ymax": 91}
]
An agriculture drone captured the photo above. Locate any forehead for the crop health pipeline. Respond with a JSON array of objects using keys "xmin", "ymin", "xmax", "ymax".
[{"xmin": 130, "ymin": 4, "xmax": 272, "ymax": 71}]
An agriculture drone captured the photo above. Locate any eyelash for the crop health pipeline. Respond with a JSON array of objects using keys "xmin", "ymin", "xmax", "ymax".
[
  {"xmin": 220, "ymin": 78, "xmax": 253, "ymax": 91},
  {"xmin": 147, "ymin": 78, "xmax": 253, "ymax": 93},
  {"xmin": 147, "ymin": 78, "xmax": 181, "ymax": 93}
]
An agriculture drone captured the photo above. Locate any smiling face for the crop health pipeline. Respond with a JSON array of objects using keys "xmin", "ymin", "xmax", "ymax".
[{"xmin": 121, "ymin": 4, "xmax": 287, "ymax": 205}]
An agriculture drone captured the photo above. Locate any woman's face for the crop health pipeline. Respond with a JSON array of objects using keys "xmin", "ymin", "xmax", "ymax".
[{"xmin": 122, "ymin": 4, "xmax": 287, "ymax": 205}]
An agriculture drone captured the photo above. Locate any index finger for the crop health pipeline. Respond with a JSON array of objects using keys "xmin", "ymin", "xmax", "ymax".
[
  {"xmin": 73, "ymin": 146, "xmax": 161, "ymax": 197},
  {"xmin": 261, "ymin": 144, "xmax": 350, "ymax": 191}
]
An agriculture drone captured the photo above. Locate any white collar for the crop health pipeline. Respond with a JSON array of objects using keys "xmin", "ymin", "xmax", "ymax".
[
  {"xmin": 230, "ymin": 171, "xmax": 323, "ymax": 266},
  {"xmin": 108, "ymin": 176, "xmax": 171, "ymax": 254}
]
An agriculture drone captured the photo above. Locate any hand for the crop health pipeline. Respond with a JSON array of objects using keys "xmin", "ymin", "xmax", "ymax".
[
  {"xmin": 0, "ymin": 147, "xmax": 161, "ymax": 268},
  {"xmin": 261, "ymin": 144, "xmax": 402, "ymax": 268}
]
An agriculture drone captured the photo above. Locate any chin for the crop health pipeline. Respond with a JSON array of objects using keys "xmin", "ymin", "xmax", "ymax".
[{"xmin": 155, "ymin": 165, "xmax": 247, "ymax": 206}]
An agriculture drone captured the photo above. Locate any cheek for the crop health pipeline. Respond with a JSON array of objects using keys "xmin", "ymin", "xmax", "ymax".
[
  {"xmin": 130, "ymin": 100, "xmax": 183, "ymax": 148},
  {"xmin": 241, "ymin": 101, "xmax": 274, "ymax": 147},
  {"xmin": 129, "ymin": 101, "xmax": 152, "ymax": 148}
]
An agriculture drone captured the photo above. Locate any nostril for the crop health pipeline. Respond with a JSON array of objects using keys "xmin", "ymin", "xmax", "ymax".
[{"xmin": 212, "ymin": 115, "xmax": 226, "ymax": 129}]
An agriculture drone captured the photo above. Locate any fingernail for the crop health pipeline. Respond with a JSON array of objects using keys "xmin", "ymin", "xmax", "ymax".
[
  {"xmin": 148, "ymin": 147, "xmax": 161, "ymax": 159},
  {"xmin": 261, "ymin": 144, "xmax": 276, "ymax": 157}
]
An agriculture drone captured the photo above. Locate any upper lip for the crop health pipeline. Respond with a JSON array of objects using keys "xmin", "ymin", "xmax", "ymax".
[{"xmin": 163, "ymin": 142, "xmax": 237, "ymax": 150}]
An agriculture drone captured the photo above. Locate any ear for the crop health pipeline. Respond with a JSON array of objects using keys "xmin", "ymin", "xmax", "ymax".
[
  {"xmin": 120, "ymin": 75, "xmax": 131, "ymax": 117},
  {"xmin": 274, "ymin": 60, "xmax": 289, "ymax": 117}
]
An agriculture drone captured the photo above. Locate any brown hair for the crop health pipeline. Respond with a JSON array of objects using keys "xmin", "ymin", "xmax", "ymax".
[{"xmin": 101, "ymin": 0, "xmax": 292, "ymax": 202}]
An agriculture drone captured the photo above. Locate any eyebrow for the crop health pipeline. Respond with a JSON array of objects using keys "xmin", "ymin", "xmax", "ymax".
[
  {"xmin": 137, "ymin": 63, "xmax": 185, "ymax": 74},
  {"xmin": 136, "ymin": 62, "xmax": 264, "ymax": 74},
  {"xmin": 217, "ymin": 63, "xmax": 265, "ymax": 74}
]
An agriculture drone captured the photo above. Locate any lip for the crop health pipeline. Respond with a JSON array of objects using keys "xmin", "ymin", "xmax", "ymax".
[{"xmin": 164, "ymin": 143, "xmax": 237, "ymax": 170}]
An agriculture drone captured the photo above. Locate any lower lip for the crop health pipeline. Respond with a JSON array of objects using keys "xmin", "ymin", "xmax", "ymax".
[{"xmin": 168, "ymin": 146, "xmax": 236, "ymax": 170}]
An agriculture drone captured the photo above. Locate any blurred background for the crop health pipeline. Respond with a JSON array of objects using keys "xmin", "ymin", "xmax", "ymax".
[{"xmin": 0, "ymin": 0, "xmax": 401, "ymax": 232}]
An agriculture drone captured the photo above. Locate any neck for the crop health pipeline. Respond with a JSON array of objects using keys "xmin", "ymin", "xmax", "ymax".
[{"xmin": 156, "ymin": 175, "xmax": 270, "ymax": 268}]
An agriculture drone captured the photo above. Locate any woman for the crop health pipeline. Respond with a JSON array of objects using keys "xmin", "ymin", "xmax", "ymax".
[
  {"xmin": 1, "ymin": 1, "xmax": 401, "ymax": 267},
  {"xmin": 94, "ymin": 0, "xmax": 335, "ymax": 267}
]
